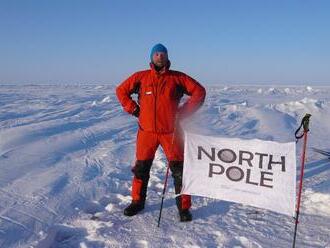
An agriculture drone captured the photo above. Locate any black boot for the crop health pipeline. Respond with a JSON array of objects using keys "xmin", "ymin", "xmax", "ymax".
[
  {"xmin": 124, "ymin": 201, "xmax": 145, "ymax": 216},
  {"xmin": 179, "ymin": 209, "xmax": 192, "ymax": 222}
]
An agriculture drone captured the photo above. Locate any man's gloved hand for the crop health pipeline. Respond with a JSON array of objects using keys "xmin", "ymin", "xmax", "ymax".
[{"xmin": 132, "ymin": 105, "xmax": 140, "ymax": 118}]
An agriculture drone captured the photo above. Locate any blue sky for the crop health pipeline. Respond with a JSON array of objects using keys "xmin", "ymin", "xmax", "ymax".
[{"xmin": 1, "ymin": 0, "xmax": 329, "ymax": 85}]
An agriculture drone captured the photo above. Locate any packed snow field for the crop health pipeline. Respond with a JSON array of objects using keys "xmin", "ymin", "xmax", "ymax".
[{"xmin": 0, "ymin": 84, "xmax": 329, "ymax": 248}]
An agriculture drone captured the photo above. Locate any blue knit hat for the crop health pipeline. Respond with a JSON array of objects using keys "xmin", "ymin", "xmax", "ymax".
[{"xmin": 150, "ymin": 43, "xmax": 168, "ymax": 61}]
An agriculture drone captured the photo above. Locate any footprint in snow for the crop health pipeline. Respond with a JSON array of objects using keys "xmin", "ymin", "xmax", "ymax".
[{"xmin": 130, "ymin": 240, "xmax": 149, "ymax": 248}]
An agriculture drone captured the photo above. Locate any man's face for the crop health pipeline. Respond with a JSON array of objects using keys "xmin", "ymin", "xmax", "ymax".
[{"xmin": 152, "ymin": 52, "xmax": 168, "ymax": 67}]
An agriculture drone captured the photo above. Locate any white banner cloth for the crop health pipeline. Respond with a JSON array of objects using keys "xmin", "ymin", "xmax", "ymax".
[{"xmin": 181, "ymin": 132, "xmax": 296, "ymax": 216}]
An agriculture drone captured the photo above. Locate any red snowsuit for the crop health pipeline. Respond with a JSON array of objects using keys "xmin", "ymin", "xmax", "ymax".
[{"xmin": 116, "ymin": 62, "xmax": 206, "ymax": 210}]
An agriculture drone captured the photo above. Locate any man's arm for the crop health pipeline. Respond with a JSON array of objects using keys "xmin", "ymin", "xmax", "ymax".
[
  {"xmin": 178, "ymin": 73, "xmax": 206, "ymax": 118},
  {"xmin": 116, "ymin": 72, "xmax": 141, "ymax": 116}
]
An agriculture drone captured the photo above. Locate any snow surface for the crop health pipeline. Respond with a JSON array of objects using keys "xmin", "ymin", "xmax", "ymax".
[{"xmin": 0, "ymin": 84, "xmax": 330, "ymax": 248}]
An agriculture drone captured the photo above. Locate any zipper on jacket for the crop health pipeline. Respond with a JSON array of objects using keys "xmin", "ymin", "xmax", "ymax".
[{"xmin": 154, "ymin": 81, "xmax": 158, "ymax": 132}]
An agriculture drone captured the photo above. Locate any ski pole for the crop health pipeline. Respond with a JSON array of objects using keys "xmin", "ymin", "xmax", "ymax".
[
  {"xmin": 157, "ymin": 157, "xmax": 171, "ymax": 227},
  {"xmin": 157, "ymin": 116, "xmax": 178, "ymax": 227},
  {"xmin": 292, "ymin": 113, "xmax": 311, "ymax": 248}
]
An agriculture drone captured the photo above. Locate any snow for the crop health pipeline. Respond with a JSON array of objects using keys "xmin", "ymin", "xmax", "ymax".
[
  {"xmin": 0, "ymin": 84, "xmax": 330, "ymax": 248},
  {"xmin": 306, "ymin": 86, "xmax": 313, "ymax": 92}
]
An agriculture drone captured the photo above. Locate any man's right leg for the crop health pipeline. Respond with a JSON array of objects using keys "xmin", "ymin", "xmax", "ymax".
[{"xmin": 124, "ymin": 129, "xmax": 159, "ymax": 216}]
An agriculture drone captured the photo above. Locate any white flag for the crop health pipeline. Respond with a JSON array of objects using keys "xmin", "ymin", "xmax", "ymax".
[{"xmin": 181, "ymin": 132, "xmax": 296, "ymax": 216}]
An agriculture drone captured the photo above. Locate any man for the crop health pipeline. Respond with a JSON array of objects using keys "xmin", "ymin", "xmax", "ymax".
[{"xmin": 116, "ymin": 43, "xmax": 206, "ymax": 222}]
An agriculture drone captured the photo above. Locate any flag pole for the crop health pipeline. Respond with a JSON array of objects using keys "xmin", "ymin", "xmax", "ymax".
[{"xmin": 292, "ymin": 113, "xmax": 311, "ymax": 248}]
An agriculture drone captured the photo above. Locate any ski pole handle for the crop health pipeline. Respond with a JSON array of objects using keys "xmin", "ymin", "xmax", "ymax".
[
  {"xmin": 295, "ymin": 113, "xmax": 311, "ymax": 140},
  {"xmin": 301, "ymin": 113, "xmax": 311, "ymax": 132}
]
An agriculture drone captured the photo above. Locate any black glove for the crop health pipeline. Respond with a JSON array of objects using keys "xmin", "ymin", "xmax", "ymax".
[{"xmin": 132, "ymin": 105, "xmax": 140, "ymax": 118}]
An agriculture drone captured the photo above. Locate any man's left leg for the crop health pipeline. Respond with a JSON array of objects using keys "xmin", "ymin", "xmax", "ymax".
[
  {"xmin": 160, "ymin": 131, "xmax": 192, "ymax": 222},
  {"xmin": 169, "ymin": 161, "xmax": 192, "ymax": 221}
]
